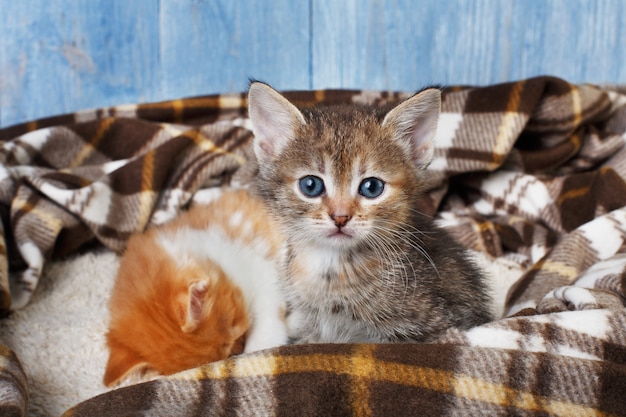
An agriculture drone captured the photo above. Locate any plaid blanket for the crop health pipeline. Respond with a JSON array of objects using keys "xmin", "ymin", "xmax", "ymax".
[{"xmin": 0, "ymin": 76, "xmax": 624, "ymax": 416}]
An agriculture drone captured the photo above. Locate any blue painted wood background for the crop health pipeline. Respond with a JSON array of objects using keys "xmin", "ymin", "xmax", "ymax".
[{"xmin": 0, "ymin": 0, "xmax": 624, "ymax": 128}]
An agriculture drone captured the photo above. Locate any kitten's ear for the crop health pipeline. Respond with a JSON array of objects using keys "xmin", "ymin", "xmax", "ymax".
[
  {"xmin": 382, "ymin": 88, "xmax": 441, "ymax": 169},
  {"xmin": 248, "ymin": 82, "xmax": 306, "ymax": 164},
  {"xmin": 104, "ymin": 337, "xmax": 155, "ymax": 387},
  {"xmin": 181, "ymin": 280, "xmax": 214, "ymax": 333}
]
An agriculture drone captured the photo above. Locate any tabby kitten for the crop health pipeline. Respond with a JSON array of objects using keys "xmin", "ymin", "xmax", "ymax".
[
  {"xmin": 104, "ymin": 189, "xmax": 287, "ymax": 387},
  {"xmin": 248, "ymin": 82, "xmax": 493, "ymax": 343}
]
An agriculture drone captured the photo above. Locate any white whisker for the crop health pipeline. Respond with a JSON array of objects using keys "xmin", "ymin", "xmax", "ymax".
[{"xmin": 367, "ymin": 221, "xmax": 441, "ymax": 280}]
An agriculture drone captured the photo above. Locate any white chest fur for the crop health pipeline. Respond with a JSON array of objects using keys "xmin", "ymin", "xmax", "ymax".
[{"xmin": 285, "ymin": 245, "xmax": 382, "ymax": 343}]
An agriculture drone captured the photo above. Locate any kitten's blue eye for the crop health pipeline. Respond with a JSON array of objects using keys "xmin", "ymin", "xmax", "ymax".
[
  {"xmin": 299, "ymin": 175, "xmax": 325, "ymax": 197},
  {"xmin": 359, "ymin": 178, "xmax": 385, "ymax": 198}
]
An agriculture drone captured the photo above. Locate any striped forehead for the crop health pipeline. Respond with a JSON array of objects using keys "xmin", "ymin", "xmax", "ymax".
[{"xmin": 317, "ymin": 151, "xmax": 366, "ymax": 196}]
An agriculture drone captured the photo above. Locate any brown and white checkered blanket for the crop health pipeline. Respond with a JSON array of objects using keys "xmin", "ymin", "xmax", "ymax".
[{"xmin": 0, "ymin": 76, "xmax": 625, "ymax": 416}]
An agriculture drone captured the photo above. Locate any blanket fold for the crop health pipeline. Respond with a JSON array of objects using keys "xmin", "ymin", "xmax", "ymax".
[
  {"xmin": 64, "ymin": 343, "xmax": 626, "ymax": 417},
  {"xmin": 0, "ymin": 76, "xmax": 624, "ymax": 416}
]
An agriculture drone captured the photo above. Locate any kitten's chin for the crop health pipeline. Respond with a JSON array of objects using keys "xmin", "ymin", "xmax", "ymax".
[
  {"xmin": 296, "ymin": 225, "xmax": 362, "ymax": 249},
  {"xmin": 322, "ymin": 230, "xmax": 360, "ymax": 249},
  {"xmin": 328, "ymin": 228, "xmax": 351, "ymax": 238}
]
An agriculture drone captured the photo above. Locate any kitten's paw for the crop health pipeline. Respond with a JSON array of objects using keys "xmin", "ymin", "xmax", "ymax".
[{"xmin": 243, "ymin": 322, "xmax": 288, "ymax": 353}]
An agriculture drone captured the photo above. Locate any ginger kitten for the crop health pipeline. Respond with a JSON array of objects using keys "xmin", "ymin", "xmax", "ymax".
[
  {"xmin": 104, "ymin": 189, "xmax": 287, "ymax": 387},
  {"xmin": 248, "ymin": 82, "xmax": 493, "ymax": 343}
]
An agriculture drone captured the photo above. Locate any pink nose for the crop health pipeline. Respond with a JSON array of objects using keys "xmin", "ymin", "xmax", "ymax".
[{"xmin": 330, "ymin": 214, "xmax": 351, "ymax": 227}]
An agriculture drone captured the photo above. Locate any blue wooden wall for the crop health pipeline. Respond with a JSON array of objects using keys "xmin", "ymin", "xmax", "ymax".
[{"xmin": 1, "ymin": 0, "xmax": 625, "ymax": 128}]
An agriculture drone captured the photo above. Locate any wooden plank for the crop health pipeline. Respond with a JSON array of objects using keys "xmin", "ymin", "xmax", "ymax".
[
  {"xmin": 505, "ymin": 0, "xmax": 626, "ymax": 84},
  {"xmin": 1, "ymin": 0, "xmax": 625, "ymax": 128},
  {"xmin": 311, "ymin": 0, "xmax": 626, "ymax": 90},
  {"xmin": 0, "ymin": 0, "xmax": 160, "ymax": 127},
  {"xmin": 158, "ymin": 0, "xmax": 311, "ymax": 98}
]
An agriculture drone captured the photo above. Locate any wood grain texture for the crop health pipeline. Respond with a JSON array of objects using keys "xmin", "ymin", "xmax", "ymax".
[
  {"xmin": 0, "ymin": 0, "xmax": 624, "ymax": 128},
  {"xmin": 311, "ymin": 0, "xmax": 626, "ymax": 90},
  {"xmin": 158, "ymin": 0, "xmax": 310, "ymax": 97},
  {"xmin": 0, "ymin": 0, "xmax": 160, "ymax": 127}
]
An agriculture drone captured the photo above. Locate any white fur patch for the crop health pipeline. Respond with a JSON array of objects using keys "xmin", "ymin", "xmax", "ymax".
[
  {"xmin": 297, "ymin": 245, "xmax": 339, "ymax": 283},
  {"xmin": 191, "ymin": 187, "xmax": 225, "ymax": 206},
  {"xmin": 229, "ymin": 210, "xmax": 244, "ymax": 227}
]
